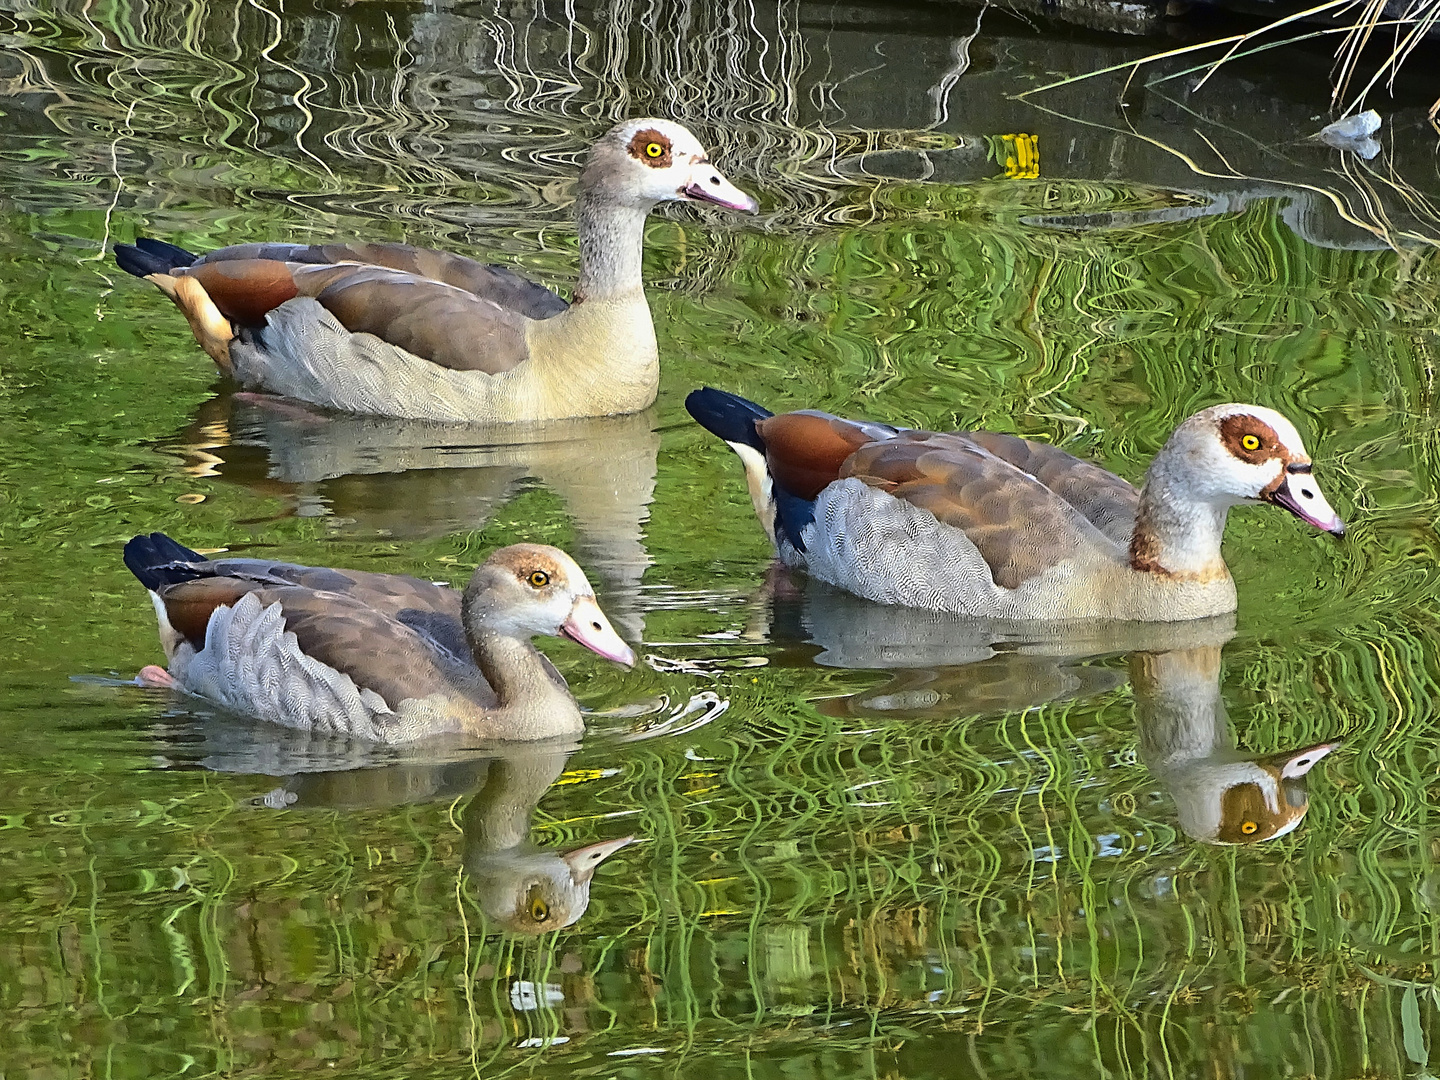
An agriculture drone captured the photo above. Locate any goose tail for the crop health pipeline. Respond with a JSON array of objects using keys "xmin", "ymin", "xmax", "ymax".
[
  {"xmin": 686, "ymin": 387, "xmax": 783, "ymax": 549},
  {"xmin": 123, "ymin": 532, "xmax": 208, "ymax": 592},
  {"xmin": 684, "ymin": 387, "xmax": 772, "ymax": 452},
  {"xmin": 113, "ymin": 237, "xmax": 200, "ymax": 279}
]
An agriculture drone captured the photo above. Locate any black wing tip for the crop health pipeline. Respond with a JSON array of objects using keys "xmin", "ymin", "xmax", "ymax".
[
  {"xmin": 123, "ymin": 532, "xmax": 208, "ymax": 591},
  {"xmin": 113, "ymin": 237, "xmax": 199, "ymax": 278},
  {"xmin": 684, "ymin": 387, "xmax": 774, "ymax": 451}
]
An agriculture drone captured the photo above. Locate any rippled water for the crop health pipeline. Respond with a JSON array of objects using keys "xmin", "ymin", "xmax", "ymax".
[{"xmin": 5, "ymin": 0, "xmax": 1440, "ymax": 1076}]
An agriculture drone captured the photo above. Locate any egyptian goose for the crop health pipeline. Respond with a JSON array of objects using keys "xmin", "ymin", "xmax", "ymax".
[
  {"xmin": 686, "ymin": 388, "xmax": 1345, "ymax": 622},
  {"xmin": 124, "ymin": 533, "xmax": 636, "ymax": 742},
  {"xmin": 1134, "ymin": 646, "xmax": 1338, "ymax": 843},
  {"xmin": 113, "ymin": 119, "xmax": 757, "ymax": 423}
]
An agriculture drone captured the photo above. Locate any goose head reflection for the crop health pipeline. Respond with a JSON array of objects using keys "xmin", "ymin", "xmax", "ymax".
[
  {"xmin": 178, "ymin": 722, "xmax": 634, "ymax": 934},
  {"xmin": 756, "ymin": 574, "xmax": 1337, "ymax": 843},
  {"xmin": 459, "ymin": 749, "xmax": 634, "ymax": 934},
  {"xmin": 1132, "ymin": 646, "xmax": 1339, "ymax": 844}
]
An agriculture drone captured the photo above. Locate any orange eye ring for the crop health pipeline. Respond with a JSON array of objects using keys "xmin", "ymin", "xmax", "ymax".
[
  {"xmin": 527, "ymin": 570, "xmax": 550, "ymax": 589},
  {"xmin": 1241, "ymin": 820, "xmax": 1259, "ymax": 835},
  {"xmin": 1241, "ymin": 434, "xmax": 1261, "ymax": 451},
  {"xmin": 645, "ymin": 141, "xmax": 664, "ymax": 158}
]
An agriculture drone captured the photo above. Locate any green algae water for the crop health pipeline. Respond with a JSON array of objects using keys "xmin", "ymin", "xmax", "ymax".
[{"xmin": 5, "ymin": 0, "xmax": 1440, "ymax": 1076}]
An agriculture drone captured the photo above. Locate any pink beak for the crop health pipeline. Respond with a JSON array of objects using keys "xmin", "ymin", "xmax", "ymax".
[
  {"xmin": 683, "ymin": 164, "xmax": 758, "ymax": 213},
  {"xmin": 561, "ymin": 595, "xmax": 636, "ymax": 668},
  {"xmin": 1275, "ymin": 741, "xmax": 1341, "ymax": 779},
  {"xmin": 1268, "ymin": 473, "xmax": 1345, "ymax": 537},
  {"xmin": 561, "ymin": 835, "xmax": 636, "ymax": 883}
]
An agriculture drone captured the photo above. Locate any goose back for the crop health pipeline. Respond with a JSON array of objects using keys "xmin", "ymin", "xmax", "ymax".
[{"xmin": 128, "ymin": 240, "xmax": 567, "ymax": 376}]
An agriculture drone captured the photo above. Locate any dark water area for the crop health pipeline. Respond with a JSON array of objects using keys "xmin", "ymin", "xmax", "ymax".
[{"xmin": 3, "ymin": 0, "xmax": 1440, "ymax": 1076}]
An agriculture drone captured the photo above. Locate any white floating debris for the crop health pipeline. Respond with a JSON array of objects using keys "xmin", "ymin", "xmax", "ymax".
[
  {"xmin": 516, "ymin": 1036, "xmax": 570, "ymax": 1049},
  {"xmin": 261, "ymin": 787, "xmax": 298, "ymax": 809},
  {"xmin": 608, "ymin": 1047, "xmax": 668, "ymax": 1057},
  {"xmin": 1317, "ymin": 110, "xmax": 1382, "ymax": 158},
  {"xmin": 509, "ymin": 981, "xmax": 564, "ymax": 1011},
  {"xmin": 1320, "ymin": 110, "xmax": 1381, "ymax": 140}
]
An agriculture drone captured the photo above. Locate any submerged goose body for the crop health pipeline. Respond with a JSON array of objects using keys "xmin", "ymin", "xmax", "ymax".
[
  {"xmin": 687, "ymin": 389, "xmax": 1345, "ymax": 622},
  {"xmin": 114, "ymin": 119, "xmax": 757, "ymax": 423},
  {"xmin": 125, "ymin": 534, "xmax": 635, "ymax": 743}
]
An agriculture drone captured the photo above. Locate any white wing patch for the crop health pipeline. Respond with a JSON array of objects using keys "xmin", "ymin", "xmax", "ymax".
[{"xmin": 172, "ymin": 592, "xmax": 395, "ymax": 740}]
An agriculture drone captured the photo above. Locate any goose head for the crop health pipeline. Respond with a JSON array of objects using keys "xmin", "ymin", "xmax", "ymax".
[
  {"xmin": 582, "ymin": 118, "xmax": 758, "ymax": 213},
  {"xmin": 1154, "ymin": 405, "xmax": 1345, "ymax": 534},
  {"xmin": 463, "ymin": 544, "xmax": 636, "ymax": 666}
]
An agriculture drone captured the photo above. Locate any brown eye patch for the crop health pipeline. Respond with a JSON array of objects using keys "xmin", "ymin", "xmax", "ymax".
[
  {"xmin": 627, "ymin": 128, "xmax": 673, "ymax": 168},
  {"xmin": 1218, "ymin": 414, "xmax": 1283, "ymax": 465},
  {"xmin": 1217, "ymin": 781, "xmax": 1279, "ymax": 843}
]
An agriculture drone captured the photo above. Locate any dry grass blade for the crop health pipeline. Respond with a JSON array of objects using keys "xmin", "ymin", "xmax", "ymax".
[
  {"xmin": 1019, "ymin": 0, "xmax": 1440, "ymax": 126},
  {"xmin": 1333, "ymin": 0, "xmax": 1440, "ymax": 117},
  {"xmin": 1190, "ymin": 0, "xmax": 1353, "ymax": 91}
]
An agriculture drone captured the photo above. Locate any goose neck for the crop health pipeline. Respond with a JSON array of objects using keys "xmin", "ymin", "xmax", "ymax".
[
  {"xmin": 574, "ymin": 192, "xmax": 651, "ymax": 302},
  {"xmin": 1132, "ymin": 647, "xmax": 1228, "ymax": 765},
  {"xmin": 463, "ymin": 625, "xmax": 579, "ymax": 740},
  {"xmin": 1129, "ymin": 465, "xmax": 1233, "ymax": 581}
]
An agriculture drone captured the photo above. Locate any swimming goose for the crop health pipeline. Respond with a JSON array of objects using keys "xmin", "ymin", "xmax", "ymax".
[
  {"xmin": 686, "ymin": 388, "xmax": 1345, "ymax": 622},
  {"xmin": 125, "ymin": 533, "xmax": 636, "ymax": 742},
  {"xmin": 113, "ymin": 119, "xmax": 757, "ymax": 423}
]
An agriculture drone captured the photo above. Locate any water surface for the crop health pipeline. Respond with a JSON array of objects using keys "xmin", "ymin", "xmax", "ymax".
[{"xmin": 4, "ymin": 0, "xmax": 1440, "ymax": 1076}]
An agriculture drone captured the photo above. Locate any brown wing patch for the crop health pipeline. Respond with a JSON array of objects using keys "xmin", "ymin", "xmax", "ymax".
[
  {"xmin": 757, "ymin": 411, "xmax": 887, "ymax": 499},
  {"xmin": 159, "ymin": 578, "xmax": 261, "ymax": 649},
  {"xmin": 843, "ymin": 433, "xmax": 1103, "ymax": 590},
  {"xmin": 1218, "ymin": 414, "xmax": 1286, "ymax": 466},
  {"xmin": 290, "ymin": 265, "xmax": 533, "ymax": 374},
  {"xmin": 964, "ymin": 431, "xmax": 1139, "ymax": 546},
  {"xmin": 184, "ymin": 260, "xmax": 299, "ymax": 326},
  {"xmin": 627, "ymin": 128, "xmax": 673, "ymax": 168}
]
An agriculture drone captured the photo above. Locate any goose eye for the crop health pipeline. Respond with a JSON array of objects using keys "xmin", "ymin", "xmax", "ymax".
[
  {"xmin": 1241, "ymin": 434, "xmax": 1261, "ymax": 451},
  {"xmin": 527, "ymin": 885, "xmax": 550, "ymax": 923},
  {"xmin": 527, "ymin": 570, "xmax": 551, "ymax": 589},
  {"xmin": 645, "ymin": 141, "xmax": 665, "ymax": 158},
  {"xmin": 1241, "ymin": 820, "xmax": 1259, "ymax": 835}
]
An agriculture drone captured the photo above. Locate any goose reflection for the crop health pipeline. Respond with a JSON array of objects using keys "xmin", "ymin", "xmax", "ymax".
[
  {"xmin": 758, "ymin": 572, "xmax": 1233, "ymax": 717},
  {"xmin": 1132, "ymin": 646, "xmax": 1339, "ymax": 845},
  {"xmin": 460, "ymin": 749, "xmax": 634, "ymax": 934},
  {"xmin": 756, "ymin": 574, "xmax": 1337, "ymax": 842},
  {"xmin": 176, "ymin": 725, "xmax": 633, "ymax": 933},
  {"xmin": 166, "ymin": 393, "xmax": 658, "ymax": 638}
]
